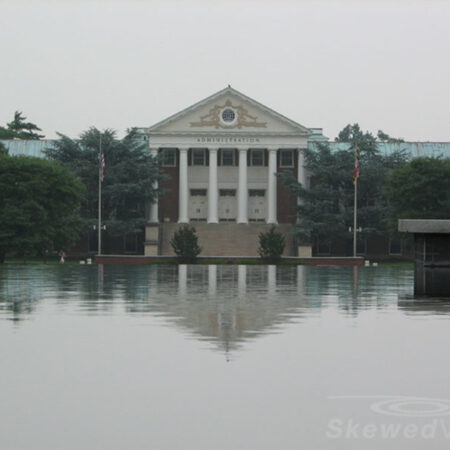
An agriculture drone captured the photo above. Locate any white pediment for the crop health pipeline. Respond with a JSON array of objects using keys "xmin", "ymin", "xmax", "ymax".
[{"xmin": 148, "ymin": 87, "xmax": 311, "ymax": 135}]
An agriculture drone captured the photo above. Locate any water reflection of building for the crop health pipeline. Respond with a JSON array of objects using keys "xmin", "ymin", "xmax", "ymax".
[
  {"xmin": 151, "ymin": 265, "xmax": 312, "ymax": 355},
  {"xmin": 398, "ymin": 297, "xmax": 450, "ymax": 315},
  {"xmin": 0, "ymin": 266, "xmax": 48, "ymax": 322},
  {"xmin": 0, "ymin": 265, "xmax": 424, "ymax": 351}
]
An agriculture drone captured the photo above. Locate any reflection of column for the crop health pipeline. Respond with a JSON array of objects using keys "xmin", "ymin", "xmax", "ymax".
[
  {"xmin": 353, "ymin": 265, "xmax": 359, "ymax": 297},
  {"xmin": 98, "ymin": 263, "xmax": 104, "ymax": 295},
  {"xmin": 178, "ymin": 264, "xmax": 187, "ymax": 298},
  {"xmin": 237, "ymin": 148, "xmax": 248, "ymax": 223},
  {"xmin": 178, "ymin": 147, "xmax": 189, "ymax": 223},
  {"xmin": 267, "ymin": 148, "xmax": 278, "ymax": 224},
  {"xmin": 208, "ymin": 148, "xmax": 219, "ymax": 223},
  {"xmin": 208, "ymin": 265, "xmax": 217, "ymax": 297},
  {"xmin": 149, "ymin": 265, "xmax": 159, "ymax": 297},
  {"xmin": 149, "ymin": 147, "xmax": 159, "ymax": 222},
  {"xmin": 268, "ymin": 265, "xmax": 276, "ymax": 297},
  {"xmin": 297, "ymin": 265, "xmax": 305, "ymax": 298},
  {"xmin": 238, "ymin": 264, "xmax": 247, "ymax": 297}
]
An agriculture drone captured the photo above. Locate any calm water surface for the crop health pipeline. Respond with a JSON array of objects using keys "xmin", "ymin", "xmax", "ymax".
[{"xmin": 1, "ymin": 264, "xmax": 449, "ymax": 450}]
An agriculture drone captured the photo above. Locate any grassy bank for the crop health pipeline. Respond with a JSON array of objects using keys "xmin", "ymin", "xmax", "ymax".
[{"xmin": 3, "ymin": 257, "xmax": 413, "ymax": 267}]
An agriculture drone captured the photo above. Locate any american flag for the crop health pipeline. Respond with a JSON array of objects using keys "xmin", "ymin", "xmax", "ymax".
[
  {"xmin": 353, "ymin": 144, "xmax": 359, "ymax": 184},
  {"xmin": 100, "ymin": 149, "xmax": 105, "ymax": 183}
]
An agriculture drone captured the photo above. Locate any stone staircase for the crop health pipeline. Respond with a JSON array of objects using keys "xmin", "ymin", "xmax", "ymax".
[{"xmin": 160, "ymin": 223, "xmax": 296, "ymax": 256}]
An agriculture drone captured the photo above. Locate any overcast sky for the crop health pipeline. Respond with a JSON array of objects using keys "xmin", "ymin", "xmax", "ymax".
[{"xmin": 1, "ymin": 0, "xmax": 449, "ymax": 141}]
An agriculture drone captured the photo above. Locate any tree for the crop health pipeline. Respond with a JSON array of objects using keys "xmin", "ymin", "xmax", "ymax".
[
  {"xmin": 385, "ymin": 157, "xmax": 450, "ymax": 221},
  {"xmin": 45, "ymin": 128, "xmax": 165, "ymax": 237},
  {"xmin": 377, "ymin": 130, "xmax": 404, "ymax": 143},
  {"xmin": 258, "ymin": 226, "xmax": 285, "ymax": 263},
  {"xmin": 0, "ymin": 111, "xmax": 44, "ymax": 139},
  {"xmin": 170, "ymin": 225, "xmax": 201, "ymax": 263},
  {"xmin": 279, "ymin": 124, "xmax": 408, "ymax": 253},
  {"xmin": 279, "ymin": 143, "xmax": 355, "ymax": 246},
  {"xmin": 0, "ymin": 155, "xmax": 85, "ymax": 262},
  {"xmin": 335, "ymin": 123, "xmax": 378, "ymax": 154}
]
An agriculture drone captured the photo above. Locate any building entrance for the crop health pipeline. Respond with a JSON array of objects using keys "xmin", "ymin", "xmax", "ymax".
[{"xmin": 219, "ymin": 189, "xmax": 236, "ymax": 221}]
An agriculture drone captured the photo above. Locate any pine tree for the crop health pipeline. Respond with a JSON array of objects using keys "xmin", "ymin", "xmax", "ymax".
[
  {"xmin": 258, "ymin": 226, "xmax": 285, "ymax": 263},
  {"xmin": 279, "ymin": 124, "xmax": 408, "ymax": 253},
  {"xmin": 170, "ymin": 225, "xmax": 201, "ymax": 263},
  {"xmin": 45, "ymin": 127, "xmax": 165, "ymax": 236},
  {"xmin": 0, "ymin": 111, "xmax": 44, "ymax": 139}
]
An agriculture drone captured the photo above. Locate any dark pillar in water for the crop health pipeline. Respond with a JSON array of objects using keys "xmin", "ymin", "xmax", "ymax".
[{"xmin": 399, "ymin": 220, "xmax": 450, "ymax": 297}]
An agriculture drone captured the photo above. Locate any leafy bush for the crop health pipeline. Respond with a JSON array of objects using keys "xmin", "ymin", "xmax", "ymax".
[
  {"xmin": 258, "ymin": 226, "xmax": 285, "ymax": 263},
  {"xmin": 170, "ymin": 225, "xmax": 201, "ymax": 263}
]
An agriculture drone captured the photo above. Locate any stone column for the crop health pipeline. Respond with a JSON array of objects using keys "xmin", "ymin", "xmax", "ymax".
[
  {"xmin": 149, "ymin": 147, "xmax": 159, "ymax": 223},
  {"xmin": 296, "ymin": 147, "xmax": 312, "ymax": 257},
  {"xmin": 297, "ymin": 148, "xmax": 307, "ymax": 188},
  {"xmin": 237, "ymin": 148, "xmax": 248, "ymax": 223},
  {"xmin": 178, "ymin": 147, "xmax": 189, "ymax": 223},
  {"xmin": 267, "ymin": 147, "xmax": 278, "ymax": 224},
  {"xmin": 208, "ymin": 147, "xmax": 219, "ymax": 223}
]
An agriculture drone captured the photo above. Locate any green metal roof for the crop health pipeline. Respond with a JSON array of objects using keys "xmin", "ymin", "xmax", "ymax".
[{"xmin": 2, "ymin": 139, "xmax": 450, "ymax": 159}]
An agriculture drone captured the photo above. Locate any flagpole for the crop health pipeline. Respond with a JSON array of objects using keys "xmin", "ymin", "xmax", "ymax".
[
  {"xmin": 98, "ymin": 134, "xmax": 102, "ymax": 256},
  {"xmin": 353, "ymin": 176, "xmax": 357, "ymax": 257},
  {"xmin": 353, "ymin": 143, "xmax": 359, "ymax": 257}
]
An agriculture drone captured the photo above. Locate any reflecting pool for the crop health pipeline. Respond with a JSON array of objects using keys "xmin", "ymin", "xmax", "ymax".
[{"xmin": 1, "ymin": 264, "xmax": 449, "ymax": 449}]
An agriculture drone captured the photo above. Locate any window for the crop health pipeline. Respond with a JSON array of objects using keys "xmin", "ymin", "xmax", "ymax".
[
  {"xmin": 222, "ymin": 109, "xmax": 236, "ymax": 122},
  {"xmin": 190, "ymin": 189, "xmax": 207, "ymax": 196},
  {"xmin": 161, "ymin": 148, "xmax": 176, "ymax": 167},
  {"xmin": 250, "ymin": 150, "xmax": 264, "ymax": 166},
  {"xmin": 357, "ymin": 237, "xmax": 367, "ymax": 255},
  {"xmin": 389, "ymin": 239, "xmax": 402, "ymax": 255},
  {"xmin": 221, "ymin": 149, "xmax": 235, "ymax": 166},
  {"xmin": 192, "ymin": 149, "xmax": 206, "ymax": 166},
  {"xmin": 219, "ymin": 189, "xmax": 236, "ymax": 196},
  {"xmin": 249, "ymin": 189, "xmax": 265, "ymax": 197},
  {"xmin": 317, "ymin": 240, "xmax": 331, "ymax": 255},
  {"xmin": 280, "ymin": 150, "xmax": 294, "ymax": 168},
  {"xmin": 124, "ymin": 233, "xmax": 137, "ymax": 253},
  {"xmin": 88, "ymin": 229, "xmax": 98, "ymax": 253}
]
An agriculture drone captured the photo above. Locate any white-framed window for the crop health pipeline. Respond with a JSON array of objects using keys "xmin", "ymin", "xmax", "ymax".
[
  {"xmin": 160, "ymin": 148, "xmax": 176, "ymax": 167},
  {"xmin": 280, "ymin": 149, "xmax": 294, "ymax": 168},
  {"xmin": 250, "ymin": 149, "xmax": 264, "ymax": 166},
  {"xmin": 191, "ymin": 149, "xmax": 206, "ymax": 166},
  {"xmin": 190, "ymin": 189, "xmax": 207, "ymax": 196},
  {"xmin": 220, "ymin": 107, "xmax": 238, "ymax": 127},
  {"xmin": 249, "ymin": 189, "xmax": 265, "ymax": 197},
  {"xmin": 219, "ymin": 189, "xmax": 236, "ymax": 196},
  {"xmin": 221, "ymin": 149, "xmax": 235, "ymax": 166},
  {"xmin": 222, "ymin": 109, "xmax": 236, "ymax": 122}
]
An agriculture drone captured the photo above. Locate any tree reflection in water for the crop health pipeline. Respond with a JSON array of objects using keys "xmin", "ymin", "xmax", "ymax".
[{"xmin": 0, "ymin": 264, "xmax": 430, "ymax": 354}]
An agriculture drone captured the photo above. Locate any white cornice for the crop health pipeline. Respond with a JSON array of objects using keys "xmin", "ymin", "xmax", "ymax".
[{"xmin": 147, "ymin": 131, "xmax": 310, "ymax": 137}]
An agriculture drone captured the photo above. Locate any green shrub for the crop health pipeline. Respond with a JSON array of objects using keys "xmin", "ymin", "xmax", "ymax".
[
  {"xmin": 170, "ymin": 225, "xmax": 201, "ymax": 263},
  {"xmin": 258, "ymin": 226, "xmax": 285, "ymax": 263}
]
